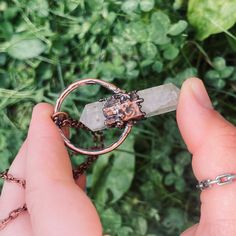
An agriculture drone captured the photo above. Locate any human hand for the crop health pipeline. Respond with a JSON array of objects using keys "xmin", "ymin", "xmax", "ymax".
[
  {"xmin": 1, "ymin": 78, "xmax": 236, "ymax": 236},
  {"xmin": 178, "ymin": 78, "xmax": 236, "ymax": 236},
  {"xmin": 0, "ymin": 104, "xmax": 102, "ymax": 236}
]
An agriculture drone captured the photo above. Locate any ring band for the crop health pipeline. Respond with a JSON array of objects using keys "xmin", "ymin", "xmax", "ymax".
[
  {"xmin": 196, "ymin": 173, "xmax": 236, "ymax": 190},
  {"xmin": 54, "ymin": 78, "xmax": 132, "ymax": 155}
]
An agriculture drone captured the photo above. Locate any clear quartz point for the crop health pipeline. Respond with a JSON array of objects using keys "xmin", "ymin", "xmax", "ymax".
[{"xmin": 80, "ymin": 83, "xmax": 180, "ymax": 131}]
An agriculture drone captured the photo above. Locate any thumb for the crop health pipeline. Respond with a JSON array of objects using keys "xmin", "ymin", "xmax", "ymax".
[
  {"xmin": 177, "ymin": 78, "xmax": 236, "ymax": 229},
  {"xmin": 26, "ymin": 103, "xmax": 102, "ymax": 236}
]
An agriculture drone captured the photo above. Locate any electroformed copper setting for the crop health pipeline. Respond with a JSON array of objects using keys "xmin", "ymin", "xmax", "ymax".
[
  {"xmin": 53, "ymin": 78, "xmax": 144, "ymax": 155},
  {"xmin": 103, "ymin": 91, "xmax": 146, "ymax": 129}
]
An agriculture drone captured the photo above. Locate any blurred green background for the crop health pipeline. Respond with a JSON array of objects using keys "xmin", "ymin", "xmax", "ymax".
[{"xmin": 0, "ymin": 0, "xmax": 236, "ymax": 235}]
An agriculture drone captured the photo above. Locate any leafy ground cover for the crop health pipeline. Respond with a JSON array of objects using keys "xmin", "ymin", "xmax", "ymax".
[{"xmin": 0, "ymin": 0, "xmax": 236, "ymax": 235}]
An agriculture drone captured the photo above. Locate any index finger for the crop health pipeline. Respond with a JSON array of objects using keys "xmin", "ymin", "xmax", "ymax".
[
  {"xmin": 25, "ymin": 103, "xmax": 102, "ymax": 236},
  {"xmin": 26, "ymin": 103, "xmax": 73, "ymax": 186}
]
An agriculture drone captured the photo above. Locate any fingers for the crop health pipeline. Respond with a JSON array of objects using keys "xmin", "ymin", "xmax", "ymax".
[
  {"xmin": 26, "ymin": 103, "xmax": 102, "ymax": 236},
  {"xmin": 26, "ymin": 103, "xmax": 73, "ymax": 185},
  {"xmin": 62, "ymin": 122, "xmax": 86, "ymax": 190},
  {"xmin": 177, "ymin": 78, "xmax": 236, "ymax": 227},
  {"xmin": 0, "ymin": 141, "xmax": 32, "ymax": 235},
  {"xmin": 0, "ymin": 142, "xmax": 26, "ymax": 208}
]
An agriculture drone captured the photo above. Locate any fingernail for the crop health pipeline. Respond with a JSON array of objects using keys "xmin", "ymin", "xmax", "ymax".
[{"xmin": 189, "ymin": 78, "xmax": 213, "ymax": 109}]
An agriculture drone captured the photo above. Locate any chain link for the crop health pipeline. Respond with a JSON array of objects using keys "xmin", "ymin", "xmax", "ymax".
[
  {"xmin": 0, "ymin": 204, "xmax": 27, "ymax": 230},
  {"xmin": 196, "ymin": 173, "xmax": 236, "ymax": 190},
  {"xmin": 0, "ymin": 112, "xmax": 104, "ymax": 231},
  {"xmin": 53, "ymin": 113, "xmax": 89, "ymax": 130},
  {"xmin": 73, "ymin": 155, "xmax": 99, "ymax": 179},
  {"xmin": 0, "ymin": 169, "xmax": 26, "ymax": 189},
  {"xmin": 0, "ymin": 169, "xmax": 27, "ymax": 230}
]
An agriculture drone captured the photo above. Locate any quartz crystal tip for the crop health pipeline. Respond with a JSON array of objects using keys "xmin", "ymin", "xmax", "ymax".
[{"xmin": 80, "ymin": 83, "xmax": 180, "ymax": 131}]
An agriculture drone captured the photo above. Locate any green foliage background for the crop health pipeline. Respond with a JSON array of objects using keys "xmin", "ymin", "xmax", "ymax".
[{"xmin": 0, "ymin": 0, "xmax": 236, "ymax": 235}]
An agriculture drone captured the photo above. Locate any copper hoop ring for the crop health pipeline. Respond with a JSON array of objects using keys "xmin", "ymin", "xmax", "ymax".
[{"xmin": 54, "ymin": 78, "xmax": 133, "ymax": 155}]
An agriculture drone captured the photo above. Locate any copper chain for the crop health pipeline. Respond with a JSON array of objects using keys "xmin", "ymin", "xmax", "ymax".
[
  {"xmin": 0, "ymin": 169, "xmax": 27, "ymax": 230},
  {"xmin": 0, "ymin": 203, "xmax": 27, "ymax": 230},
  {"xmin": 0, "ymin": 169, "xmax": 26, "ymax": 189},
  {"xmin": 53, "ymin": 113, "xmax": 104, "ymax": 178},
  {"xmin": 0, "ymin": 113, "xmax": 104, "ymax": 231},
  {"xmin": 53, "ymin": 114, "xmax": 89, "ymax": 130}
]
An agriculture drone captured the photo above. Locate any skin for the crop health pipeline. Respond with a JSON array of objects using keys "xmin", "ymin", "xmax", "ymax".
[{"xmin": 0, "ymin": 77, "xmax": 236, "ymax": 236}]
